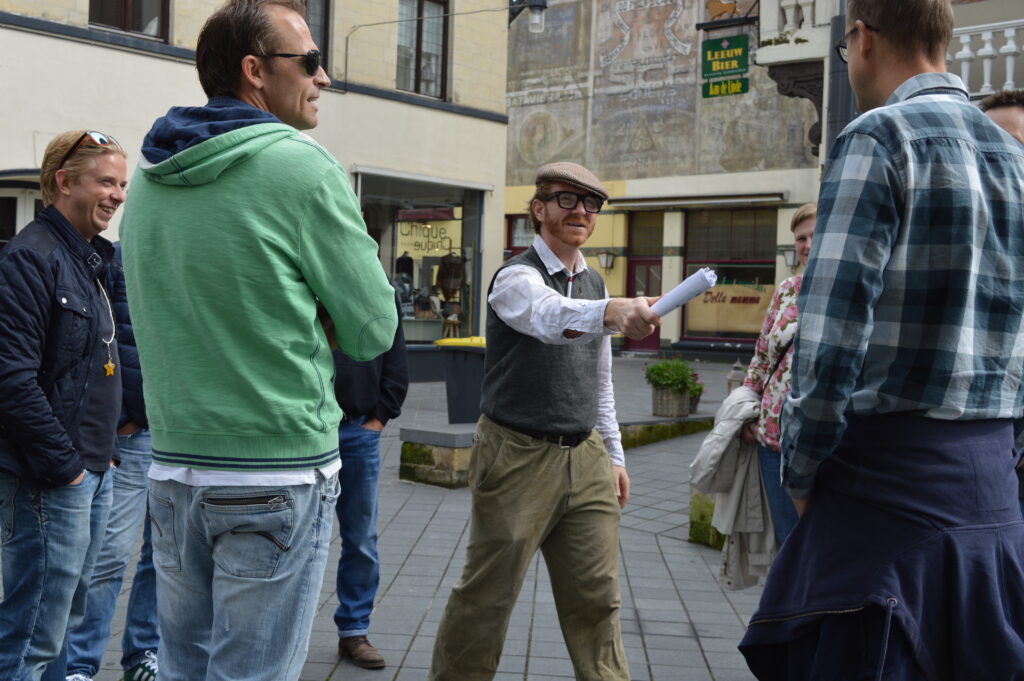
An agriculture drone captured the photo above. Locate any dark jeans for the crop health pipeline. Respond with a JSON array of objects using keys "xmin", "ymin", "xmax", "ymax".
[
  {"xmin": 757, "ymin": 444, "xmax": 799, "ymax": 544},
  {"xmin": 334, "ymin": 417, "xmax": 383, "ymax": 638}
]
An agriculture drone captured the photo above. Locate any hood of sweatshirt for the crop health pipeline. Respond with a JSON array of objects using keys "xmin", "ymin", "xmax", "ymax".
[{"xmin": 139, "ymin": 97, "xmax": 298, "ymax": 187}]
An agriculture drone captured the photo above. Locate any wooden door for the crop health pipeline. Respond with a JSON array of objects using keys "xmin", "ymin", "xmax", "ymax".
[{"xmin": 625, "ymin": 258, "xmax": 662, "ymax": 351}]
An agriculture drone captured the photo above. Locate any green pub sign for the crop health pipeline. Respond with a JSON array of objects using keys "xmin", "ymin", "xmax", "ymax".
[
  {"xmin": 701, "ymin": 34, "xmax": 749, "ymax": 79},
  {"xmin": 703, "ymin": 78, "xmax": 749, "ymax": 98}
]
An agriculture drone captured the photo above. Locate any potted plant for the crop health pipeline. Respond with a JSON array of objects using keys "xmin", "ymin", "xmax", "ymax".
[
  {"xmin": 644, "ymin": 359, "xmax": 697, "ymax": 417},
  {"xmin": 690, "ymin": 373, "xmax": 704, "ymax": 413}
]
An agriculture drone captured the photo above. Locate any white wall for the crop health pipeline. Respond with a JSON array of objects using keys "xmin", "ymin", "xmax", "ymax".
[{"xmin": 0, "ymin": 25, "xmax": 508, "ymax": 329}]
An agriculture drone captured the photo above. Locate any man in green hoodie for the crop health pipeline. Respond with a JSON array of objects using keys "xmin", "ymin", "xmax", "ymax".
[{"xmin": 119, "ymin": 1, "xmax": 398, "ymax": 680}]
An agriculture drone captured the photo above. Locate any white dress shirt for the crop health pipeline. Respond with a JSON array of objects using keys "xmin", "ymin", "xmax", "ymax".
[{"xmin": 488, "ymin": 236, "xmax": 625, "ymax": 466}]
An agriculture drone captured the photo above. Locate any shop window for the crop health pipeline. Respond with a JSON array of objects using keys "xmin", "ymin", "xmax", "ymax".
[
  {"xmin": 358, "ymin": 173, "xmax": 480, "ymax": 343},
  {"xmin": 630, "ymin": 211, "xmax": 664, "ymax": 257},
  {"xmin": 683, "ymin": 208, "xmax": 777, "ymax": 340},
  {"xmin": 505, "ymin": 215, "xmax": 532, "ymax": 258},
  {"xmin": 396, "ymin": 0, "xmax": 448, "ymax": 98},
  {"xmin": 306, "ymin": 0, "xmax": 330, "ymax": 73},
  {"xmin": 90, "ymin": 0, "xmax": 167, "ymax": 39},
  {"xmin": 687, "ymin": 208, "xmax": 776, "ymax": 262}
]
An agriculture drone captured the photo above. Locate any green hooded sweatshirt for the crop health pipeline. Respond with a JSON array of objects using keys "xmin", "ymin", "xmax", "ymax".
[{"xmin": 120, "ymin": 122, "xmax": 397, "ymax": 471}]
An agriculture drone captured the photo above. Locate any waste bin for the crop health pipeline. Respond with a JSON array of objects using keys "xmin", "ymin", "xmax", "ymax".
[{"xmin": 434, "ymin": 336, "xmax": 486, "ymax": 424}]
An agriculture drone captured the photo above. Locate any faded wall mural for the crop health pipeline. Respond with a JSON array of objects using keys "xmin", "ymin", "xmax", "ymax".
[{"xmin": 506, "ymin": 0, "xmax": 817, "ymax": 184}]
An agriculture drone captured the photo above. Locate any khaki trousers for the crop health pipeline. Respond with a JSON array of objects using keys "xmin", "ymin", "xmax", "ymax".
[{"xmin": 429, "ymin": 415, "xmax": 628, "ymax": 681}]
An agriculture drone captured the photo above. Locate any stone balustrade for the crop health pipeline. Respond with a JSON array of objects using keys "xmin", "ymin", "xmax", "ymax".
[
  {"xmin": 758, "ymin": 0, "xmax": 834, "ymax": 44},
  {"xmin": 949, "ymin": 20, "xmax": 1022, "ymax": 99}
]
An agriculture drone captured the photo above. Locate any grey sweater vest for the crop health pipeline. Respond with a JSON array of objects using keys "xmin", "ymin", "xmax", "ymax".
[{"xmin": 480, "ymin": 246, "xmax": 604, "ymax": 435}]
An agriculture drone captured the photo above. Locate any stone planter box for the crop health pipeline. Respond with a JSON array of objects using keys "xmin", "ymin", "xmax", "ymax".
[
  {"xmin": 652, "ymin": 386, "xmax": 691, "ymax": 417},
  {"xmin": 399, "ymin": 425, "xmax": 476, "ymax": 488}
]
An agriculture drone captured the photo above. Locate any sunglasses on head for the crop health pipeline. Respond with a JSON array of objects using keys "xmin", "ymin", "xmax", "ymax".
[
  {"xmin": 58, "ymin": 131, "xmax": 120, "ymax": 170},
  {"xmin": 254, "ymin": 49, "xmax": 322, "ymax": 77}
]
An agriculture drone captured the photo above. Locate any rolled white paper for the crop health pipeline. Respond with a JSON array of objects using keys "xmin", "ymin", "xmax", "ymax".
[{"xmin": 650, "ymin": 268, "xmax": 717, "ymax": 317}]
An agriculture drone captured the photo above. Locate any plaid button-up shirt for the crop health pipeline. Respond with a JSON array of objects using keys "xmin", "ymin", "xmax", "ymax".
[{"xmin": 781, "ymin": 72, "xmax": 1024, "ymax": 497}]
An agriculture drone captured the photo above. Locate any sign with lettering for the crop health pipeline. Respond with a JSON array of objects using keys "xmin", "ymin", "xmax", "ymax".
[
  {"xmin": 396, "ymin": 221, "xmax": 462, "ymax": 258},
  {"xmin": 702, "ymin": 77, "xmax": 749, "ymax": 98},
  {"xmin": 701, "ymin": 34, "xmax": 749, "ymax": 79},
  {"xmin": 685, "ymin": 282, "xmax": 773, "ymax": 335}
]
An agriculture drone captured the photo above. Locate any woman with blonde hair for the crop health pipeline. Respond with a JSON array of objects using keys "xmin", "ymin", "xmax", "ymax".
[{"xmin": 741, "ymin": 202, "xmax": 816, "ymax": 545}]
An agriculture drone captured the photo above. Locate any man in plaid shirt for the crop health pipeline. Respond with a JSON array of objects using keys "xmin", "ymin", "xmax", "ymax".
[
  {"xmin": 741, "ymin": 0, "xmax": 1024, "ymax": 678},
  {"xmin": 782, "ymin": 11, "xmax": 1024, "ymax": 503}
]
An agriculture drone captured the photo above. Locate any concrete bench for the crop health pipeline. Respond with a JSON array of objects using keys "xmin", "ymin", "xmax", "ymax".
[{"xmin": 399, "ymin": 417, "xmax": 714, "ymax": 489}]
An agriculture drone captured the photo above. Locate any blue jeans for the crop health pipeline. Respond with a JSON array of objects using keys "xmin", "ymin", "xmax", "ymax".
[
  {"xmin": 59, "ymin": 430, "xmax": 159, "ymax": 677},
  {"xmin": 334, "ymin": 418, "xmax": 383, "ymax": 638},
  {"xmin": 758, "ymin": 444, "xmax": 799, "ymax": 545},
  {"xmin": 0, "ymin": 469, "xmax": 113, "ymax": 681},
  {"xmin": 149, "ymin": 472, "xmax": 339, "ymax": 681}
]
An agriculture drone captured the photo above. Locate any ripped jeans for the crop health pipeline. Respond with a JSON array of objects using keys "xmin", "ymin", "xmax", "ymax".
[{"xmin": 148, "ymin": 473, "xmax": 339, "ymax": 681}]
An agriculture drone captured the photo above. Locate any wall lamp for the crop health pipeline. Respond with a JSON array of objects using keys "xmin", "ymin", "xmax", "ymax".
[
  {"xmin": 509, "ymin": 0, "xmax": 548, "ymax": 33},
  {"xmin": 777, "ymin": 244, "xmax": 798, "ymax": 270},
  {"xmin": 597, "ymin": 251, "xmax": 615, "ymax": 272}
]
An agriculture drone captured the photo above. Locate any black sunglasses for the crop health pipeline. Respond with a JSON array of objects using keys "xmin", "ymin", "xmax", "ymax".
[
  {"xmin": 834, "ymin": 23, "xmax": 879, "ymax": 63},
  {"xmin": 58, "ymin": 131, "xmax": 121, "ymax": 170},
  {"xmin": 254, "ymin": 49, "xmax": 322, "ymax": 76},
  {"xmin": 541, "ymin": 191, "xmax": 604, "ymax": 214}
]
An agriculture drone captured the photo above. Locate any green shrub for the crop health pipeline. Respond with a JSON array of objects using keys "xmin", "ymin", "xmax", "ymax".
[
  {"xmin": 691, "ymin": 373, "xmax": 704, "ymax": 401},
  {"xmin": 644, "ymin": 359, "xmax": 698, "ymax": 394}
]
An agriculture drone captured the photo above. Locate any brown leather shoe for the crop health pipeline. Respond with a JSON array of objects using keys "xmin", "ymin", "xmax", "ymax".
[{"xmin": 339, "ymin": 635, "xmax": 386, "ymax": 669}]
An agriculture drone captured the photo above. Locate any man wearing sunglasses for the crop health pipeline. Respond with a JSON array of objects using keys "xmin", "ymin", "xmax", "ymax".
[
  {"xmin": 429, "ymin": 162, "xmax": 660, "ymax": 681},
  {"xmin": 0, "ymin": 129, "xmax": 127, "ymax": 680},
  {"xmin": 119, "ymin": 1, "xmax": 398, "ymax": 680},
  {"xmin": 740, "ymin": 0, "xmax": 1024, "ymax": 679}
]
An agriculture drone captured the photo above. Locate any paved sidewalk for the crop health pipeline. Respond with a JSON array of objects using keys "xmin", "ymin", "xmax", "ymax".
[{"xmin": 92, "ymin": 357, "xmax": 762, "ymax": 681}]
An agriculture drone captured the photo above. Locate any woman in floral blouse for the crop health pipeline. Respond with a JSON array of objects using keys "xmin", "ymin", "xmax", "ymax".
[{"xmin": 742, "ymin": 203, "xmax": 816, "ymax": 545}]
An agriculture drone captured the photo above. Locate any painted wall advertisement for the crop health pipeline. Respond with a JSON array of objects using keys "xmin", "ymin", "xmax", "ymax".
[{"xmin": 506, "ymin": 0, "xmax": 816, "ymax": 182}]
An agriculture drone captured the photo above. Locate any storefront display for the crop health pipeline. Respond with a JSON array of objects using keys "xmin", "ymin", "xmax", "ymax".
[
  {"xmin": 356, "ymin": 172, "xmax": 483, "ymax": 344},
  {"xmin": 682, "ymin": 208, "xmax": 776, "ymax": 340}
]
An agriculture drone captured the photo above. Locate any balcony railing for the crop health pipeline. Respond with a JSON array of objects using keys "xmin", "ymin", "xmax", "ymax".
[
  {"xmin": 948, "ymin": 20, "xmax": 1021, "ymax": 99},
  {"xmin": 759, "ymin": 0, "xmax": 834, "ymax": 41}
]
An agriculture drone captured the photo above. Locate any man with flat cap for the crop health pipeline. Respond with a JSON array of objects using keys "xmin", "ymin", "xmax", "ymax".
[{"xmin": 429, "ymin": 162, "xmax": 660, "ymax": 681}]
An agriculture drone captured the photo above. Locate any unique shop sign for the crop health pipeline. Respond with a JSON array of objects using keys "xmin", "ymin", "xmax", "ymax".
[{"xmin": 701, "ymin": 34, "xmax": 749, "ymax": 78}]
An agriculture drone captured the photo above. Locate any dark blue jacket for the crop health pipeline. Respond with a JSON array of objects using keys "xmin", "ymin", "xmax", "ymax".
[
  {"xmin": 0, "ymin": 206, "xmax": 116, "ymax": 486},
  {"xmin": 106, "ymin": 243, "xmax": 147, "ymax": 430},
  {"xmin": 333, "ymin": 293, "xmax": 408, "ymax": 425}
]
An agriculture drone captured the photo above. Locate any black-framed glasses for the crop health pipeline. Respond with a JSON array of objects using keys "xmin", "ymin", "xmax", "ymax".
[
  {"xmin": 541, "ymin": 191, "xmax": 604, "ymax": 214},
  {"xmin": 254, "ymin": 50, "xmax": 322, "ymax": 76},
  {"xmin": 835, "ymin": 23, "xmax": 879, "ymax": 63},
  {"xmin": 58, "ymin": 131, "xmax": 121, "ymax": 170}
]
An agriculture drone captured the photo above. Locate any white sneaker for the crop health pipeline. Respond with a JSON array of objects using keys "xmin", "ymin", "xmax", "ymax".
[{"xmin": 65, "ymin": 674, "xmax": 93, "ymax": 681}]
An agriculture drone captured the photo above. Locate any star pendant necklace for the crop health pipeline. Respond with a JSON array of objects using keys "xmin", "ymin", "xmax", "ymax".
[{"xmin": 97, "ymin": 281, "xmax": 116, "ymax": 376}]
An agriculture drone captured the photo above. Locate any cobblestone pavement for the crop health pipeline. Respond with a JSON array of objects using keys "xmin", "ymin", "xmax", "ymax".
[{"xmin": 90, "ymin": 357, "xmax": 762, "ymax": 680}]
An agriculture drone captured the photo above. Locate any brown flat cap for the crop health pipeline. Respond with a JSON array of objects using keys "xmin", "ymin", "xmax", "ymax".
[{"xmin": 535, "ymin": 161, "xmax": 608, "ymax": 201}]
